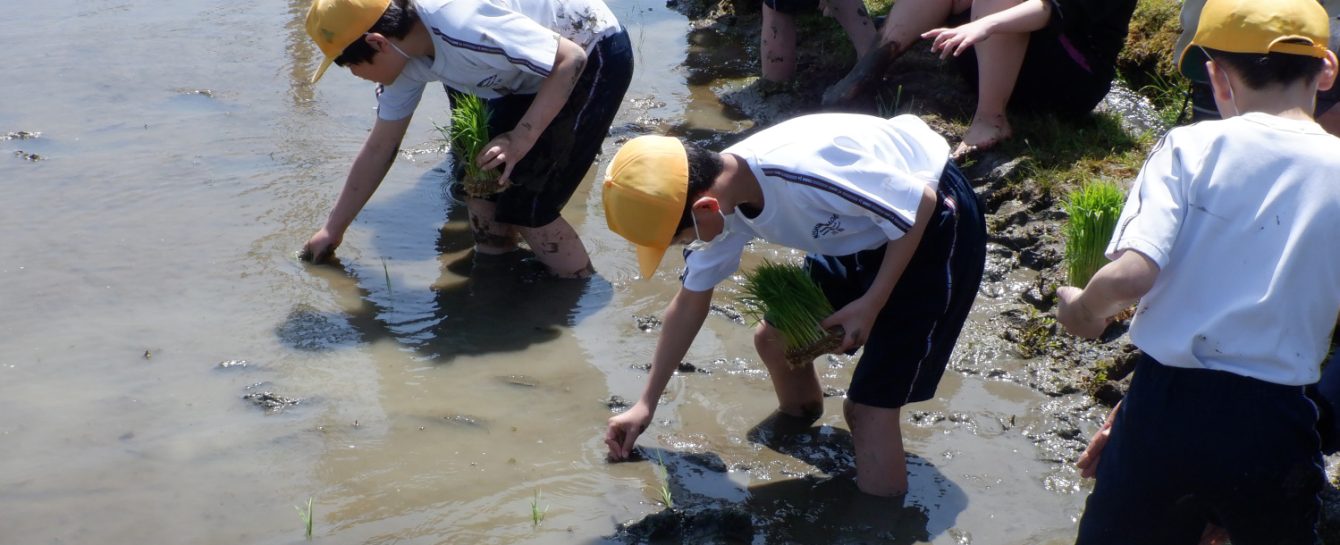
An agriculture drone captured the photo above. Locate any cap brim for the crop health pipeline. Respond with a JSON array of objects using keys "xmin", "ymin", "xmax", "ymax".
[
  {"xmin": 636, "ymin": 244, "xmax": 670, "ymax": 280},
  {"xmin": 311, "ymin": 57, "xmax": 336, "ymax": 84},
  {"xmin": 1179, "ymin": 44, "xmax": 1211, "ymax": 83}
]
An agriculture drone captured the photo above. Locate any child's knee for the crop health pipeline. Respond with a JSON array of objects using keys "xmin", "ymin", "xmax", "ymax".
[{"xmin": 753, "ymin": 322, "xmax": 783, "ymax": 351}]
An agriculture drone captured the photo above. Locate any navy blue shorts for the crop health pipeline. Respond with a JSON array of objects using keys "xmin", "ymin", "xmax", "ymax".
[
  {"xmin": 1076, "ymin": 354, "xmax": 1323, "ymax": 545},
  {"xmin": 806, "ymin": 161, "xmax": 986, "ymax": 410},
  {"xmin": 446, "ymin": 29, "xmax": 633, "ymax": 228}
]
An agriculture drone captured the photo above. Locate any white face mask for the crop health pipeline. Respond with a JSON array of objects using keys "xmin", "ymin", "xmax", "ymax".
[
  {"xmin": 367, "ymin": 33, "xmax": 413, "ymax": 60},
  {"xmin": 687, "ymin": 208, "xmax": 732, "ymax": 253}
]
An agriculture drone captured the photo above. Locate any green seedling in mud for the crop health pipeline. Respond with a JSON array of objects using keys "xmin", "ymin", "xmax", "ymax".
[
  {"xmin": 381, "ymin": 257, "xmax": 393, "ymax": 294},
  {"xmin": 653, "ymin": 453, "xmax": 674, "ymax": 509},
  {"xmin": 1064, "ymin": 181, "xmax": 1125, "ymax": 288},
  {"xmin": 876, "ymin": 85, "xmax": 904, "ymax": 118},
  {"xmin": 531, "ymin": 490, "xmax": 548, "ymax": 527},
  {"xmin": 295, "ymin": 496, "xmax": 314, "ymax": 540},
  {"xmin": 738, "ymin": 260, "xmax": 842, "ymax": 369},
  {"xmin": 439, "ymin": 93, "xmax": 500, "ymax": 198}
]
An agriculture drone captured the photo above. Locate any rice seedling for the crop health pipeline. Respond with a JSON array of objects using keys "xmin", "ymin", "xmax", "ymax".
[
  {"xmin": 381, "ymin": 257, "xmax": 393, "ymax": 294},
  {"xmin": 294, "ymin": 496, "xmax": 314, "ymax": 540},
  {"xmin": 737, "ymin": 260, "xmax": 842, "ymax": 369},
  {"xmin": 1064, "ymin": 180, "xmax": 1126, "ymax": 288},
  {"xmin": 440, "ymin": 93, "xmax": 500, "ymax": 198},
  {"xmin": 653, "ymin": 453, "xmax": 674, "ymax": 509},
  {"xmin": 530, "ymin": 490, "xmax": 548, "ymax": 527}
]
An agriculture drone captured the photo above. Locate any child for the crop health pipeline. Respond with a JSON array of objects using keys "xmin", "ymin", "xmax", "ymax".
[
  {"xmin": 1055, "ymin": 0, "xmax": 1340, "ymax": 541},
  {"xmin": 600, "ymin": 113, "xmax": 986, "ymax": 496},
  {"xmin": 760, "ymin": 0, "xmax": 878, "ymax": 83},
  {"xmin": 824, "ymin": 0, "xmax": 1136, "ymax": 158},
  {"xmin": 299, "ymin": 0, "xmax": 633, "ymax": 278}
]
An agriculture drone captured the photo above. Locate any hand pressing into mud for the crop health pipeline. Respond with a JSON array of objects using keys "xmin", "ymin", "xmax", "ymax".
[
  {"xmin": 821, "ymin": 297, "xmax": 879, "ymax": 354},
  {"xmin": 300, "ymin": 227, "xmax": 342, "ymax": 263},
  {"xmin": 477, "ymin": 130, "xmax": 537, "ymax": 190},
  {"xmin": 606, "ymin": 401, "xmax": 652, "ymax": 462},
  {"xmin": 923, "ymin": 20, "xmax": 994, "ymax": 59}
]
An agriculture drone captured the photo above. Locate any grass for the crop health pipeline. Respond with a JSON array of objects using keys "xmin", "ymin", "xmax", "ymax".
[
  {"xmin": 875, "ymin": 85, "xmax": 904, "ymax": 118},
  {"xmin": 295, "ymin": 496, "xmax": 314, "ymax": 540},
  {"xmin": 1064, "ymin": 180, "xmax": 1126, "ymax": 288},
  {"xmin": 653, "ymin": 453, "xmax": 674, "ymax": 509},
  {"xmin": 737, "ymin": 260, "xmax": 836, "ymax": 363},
  {"xmin": 1014, "ymin": 307, "xmax": 1061, "ymax": 359},
  {"xmin": 439, "ymin": 92, "xmax": 497, "ymax": 197},
  {"xmin": 530, "ymin": 490, "xmax": 545, "ymax": 526}
]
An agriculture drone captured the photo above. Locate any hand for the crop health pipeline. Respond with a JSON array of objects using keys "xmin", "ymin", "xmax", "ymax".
[
  {"xmin": 922, "ymin": 20, "xmax": 993, "ymax": 59},
  {"xmin": 476, "ymin": 130, "xmax": 537, "ymax": 189},
  {"xmin": 606, "ymin": 402, "xmax": 652, "ymax": 461},
  {"xmin": 1056, "ymin": 286, "xmax": 1111, "ymax": 339},
  {"xmin": 820, "ymin": 297, "xmax": 880, "ymax": 354},
  {"xmin": 300, "ymin": 227, "xmax": 343, "ymax": 263},
  {"xmin": 1076, "ymin": 401, "xmax": 1119, "ymax": 478}
]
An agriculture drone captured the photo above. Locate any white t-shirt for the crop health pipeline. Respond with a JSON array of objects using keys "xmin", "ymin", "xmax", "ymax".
[
  {"xmin": 375, "ymin": 0, "xmax": 620, "ymax": 120},
  {"xmin": 1108, "ymin": 112, "xmax": 1340, "ymax": 386},
  {"xmin": 681, "ymin": 114, "xmax": 950, "ymax": 292}
]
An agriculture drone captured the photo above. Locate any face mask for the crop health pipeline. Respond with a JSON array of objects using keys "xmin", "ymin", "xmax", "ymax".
[
  {"xmin": 1202, "ymin": 46, "xmax": 1241, "ymax": 117},
  {"xmin": 687, "ymin": 208, "xmax": 732, "ymax": 253},
  {"xmin": 367, "ymin": 33, "xmax": 413, "ymax": 60}
]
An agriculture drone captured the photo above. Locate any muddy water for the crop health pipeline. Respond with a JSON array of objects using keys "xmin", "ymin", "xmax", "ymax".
[{"xmin": 1, "ymin": 1, "xmax": 1093, "ymax": 543}]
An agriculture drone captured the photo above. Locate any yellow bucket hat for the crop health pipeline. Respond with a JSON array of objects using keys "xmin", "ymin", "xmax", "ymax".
[
  {"xmin": 602, "ymin": 136, "xmax": 690, "ymax": 279},
  {"xmin": 1179, "ymin": 0, "xmax": 1331, "ymax": 82},
  {"xmin": 305, "ymin": 0, "xmax": 392, "ymax": 84}
]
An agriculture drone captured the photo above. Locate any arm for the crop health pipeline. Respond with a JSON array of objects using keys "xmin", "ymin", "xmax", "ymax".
[
  {"xmin": 301, "ymin": 115, "xmax": 413, "ymax": 262},
  {"xmin": 922, "ymin": 0, "xmax": 1052, "ymax": 58},
  {"xmin": 477, "ymin": 36, "xmax": 587, "ymax": 185},
  {"xmin": 1055, "ymin": 249, "xmax": 1161, "ymax": 339},
  {"xmin": 606, "ymin": 286, "xmax": 714, "ymax": 460},
  {"xmin": 821, "ymin": 185, "xmax": 937, "ymax": 352}
]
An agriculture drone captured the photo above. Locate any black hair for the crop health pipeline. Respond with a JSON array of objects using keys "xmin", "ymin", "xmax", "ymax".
[
  {"xmin": 1205, "ymin": 46, "xmax": 1326, "ymax": 90},
  {"xmin": 676, "ymin": 141, "xmax": 723, "ymax": 237},
  {"xmin": 333, "ymin": 0, "xmax": 418, "ymax": 67}
]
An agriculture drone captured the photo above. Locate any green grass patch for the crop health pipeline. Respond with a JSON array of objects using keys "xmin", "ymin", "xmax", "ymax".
[
  {"xmin": 999, "ymin": 112, "xmax": 1150, "ymax": 204},
  {"xmin": 1064, "ymin": 180, "xmax": 1126, "ymax": 287},
  {"xmin": 737, "ymin": 260, "xmax": 840, "ymax": 368},
  {"xmin": 439, "ymin": 93, "xmax": 499, "ymax": 197}
]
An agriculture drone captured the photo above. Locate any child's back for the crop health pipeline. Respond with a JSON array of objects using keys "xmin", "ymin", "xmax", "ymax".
[{"xmin": 1112, "ymin": 113, "xmax": 1340, "ymax": 385}]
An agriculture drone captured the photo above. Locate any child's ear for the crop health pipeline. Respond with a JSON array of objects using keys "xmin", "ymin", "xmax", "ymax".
[
  {"xmin": 1318, "ymin": 51, "xmax": 1338, "ymax": 93},
  {"xmin": 691, "ymin": 196, "xmax": 720, "ymax": 214}
]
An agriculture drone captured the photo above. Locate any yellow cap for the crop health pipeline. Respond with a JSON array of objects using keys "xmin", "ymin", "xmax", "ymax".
[
  {"xmin": 601, "ymin": 136, "xmax": 690, "ymax": 279},
  {"xmin": 1179, "ymin": 0, "xmax": 1331, "ymax": 82},
  {"xmin": 305, "ymin": 0, "xmax": 392, "ymax": 84}
]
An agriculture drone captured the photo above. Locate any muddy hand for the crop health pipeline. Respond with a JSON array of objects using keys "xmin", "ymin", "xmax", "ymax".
[
  {"xmin": 478, "ymin": 130, "xmax": 535, "ymax": 189},
  {"xmin": 606, "ymin": 402, "xmax": 652, "ymax": 461},
  {"xmin": 300, "ymin": 227, "xmax": 342, "ymax": 263},
  {"xmin": 821, "ymin": 298, "xmax": 878, "ymax": 353}
]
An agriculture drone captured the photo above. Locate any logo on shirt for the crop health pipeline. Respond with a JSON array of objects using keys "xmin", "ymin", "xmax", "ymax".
[
  {"xmin": 812, "ymin": 214, "xmax": 845, "ymax": 239},
  {"xmin": 477, "ymin": 75, "xmax": 500, "ymax": 88}
]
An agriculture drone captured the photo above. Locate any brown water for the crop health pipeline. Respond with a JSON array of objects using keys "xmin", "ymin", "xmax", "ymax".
[{"xmin": 1, "ymin": 1, "xmax": 1091, "ymax": 543}]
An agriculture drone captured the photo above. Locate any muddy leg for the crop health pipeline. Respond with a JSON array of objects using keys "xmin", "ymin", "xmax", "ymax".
[
  {"xmin": 761, "ymin": 4, "xmax": 798, "ymax": 82},
  {"xmin": 844, "ymin": 399, "xmax": 908, "ymax": 497},
  {"xmin": 755, "ymin": 322, "xmax": 824, "ymax": 417},
  {"xmin": 465, "ymin": 198, "xmax": 519, "ymax": 254},
  {"xmin": 515, "ymin": 216, "xmax": 594, "ymax": 279},
  {"xmin": 819, "ymin": 0, "xmax": 877, "ymax": 57},
  {"xmin": 822, "ymin": 0, "xmax": 958, "ymax": 107},
  {"xmin": 959, "ymin": 0, "xmax": 1027, "ymax": 152}
]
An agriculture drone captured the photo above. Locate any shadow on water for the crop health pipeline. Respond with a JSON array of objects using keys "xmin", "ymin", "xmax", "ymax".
[
  {"xmin": 606, "ymin": 417, "xmax": 966, "ymax": 544},
  {"xmin": 274, "ymin": 159, "xmax": 611, "ymax": 364}
]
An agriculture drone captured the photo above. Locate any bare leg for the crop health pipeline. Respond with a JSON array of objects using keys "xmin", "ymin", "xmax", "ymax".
[
  {"xmin": 823, "ymin": 0, "xmax": 961, "ymax": 106},
  {"xmin": 957, "ymin": 0, "xmax": 1027, "ymax": 154},
  {"xmin": 1317, "ymin": 103, "xmax": 1340, "ymax": 137},
  {"xmin": 465, "ymin": 197, "xmax": 519, "ymax": 254},
  {"xmin": 515, "ymin": 216, "xmax": 594, "ymax": 278},
  {"xmin": 755, "ymin": 323, "xmax": 824, "ymax": 417},
  {"xmin": 845, "ymin": 399, "xmax": 908, "ymax": 496},
  {"xmin": 820, "ymin": 0, "xmax": 877, "ymax": 57},
  {"xmin": 761, "ymin": 4, "xmax": 798, "ymax": 82}
]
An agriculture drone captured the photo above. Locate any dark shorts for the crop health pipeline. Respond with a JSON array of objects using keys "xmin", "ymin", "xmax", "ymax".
[
  {"xmin": 1076, "ymin": 354, "xmax": 1323, "ymax": 545},
  {"xmin": 949, "ymin": 13, "xmax": 1112, "ymax": 116},
  {"xmin": 806, "ymin": 161, "xmax": 986, "ymax": 410},
  {"xmin": 446, "ymin": 29, "xmax": 634, "ymax": 228},
  {"xmin": 762, "ymin": 0, "xmax": 819, "ymax": 15}
]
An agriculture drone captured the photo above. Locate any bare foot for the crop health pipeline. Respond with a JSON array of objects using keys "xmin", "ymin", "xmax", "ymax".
[{"xmin": 952, "ymin": 113, "xmax": 1012, "ymax": 160}]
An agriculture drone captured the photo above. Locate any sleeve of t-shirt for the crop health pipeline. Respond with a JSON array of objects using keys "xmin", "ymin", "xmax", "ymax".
[
  {"xmin": 376, "ymin": 78, "xmax": 427, "ymax": 121},
  {"xmin": 453, "ymin": 1, "xmax": 560, "ymax": 78},
  {"xmin": 681, "ymin": 231, "xmax": 753, "ymax": 292},
  {"xmin": 1105, "ymin": 133, "xmax": 1186, "ymax": 268}
]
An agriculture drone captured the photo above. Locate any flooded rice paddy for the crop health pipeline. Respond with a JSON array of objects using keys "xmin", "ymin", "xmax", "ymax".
[{"xmin": 2, "ymin": 1, "xmax": 1100, "ymax": 543}]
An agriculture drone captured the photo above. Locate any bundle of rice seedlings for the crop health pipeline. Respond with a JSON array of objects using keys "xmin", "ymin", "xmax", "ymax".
[
  {"xmin": 441, "ymin": 93, "xmax": 499, "ymax": 197},
  {"xmin": 737, "ymin": 260, "xmax": 843, "ymax": 369},
  {"xmin": 1064, "ymin": 180, "xmax": 1125, "ymax": 288}
]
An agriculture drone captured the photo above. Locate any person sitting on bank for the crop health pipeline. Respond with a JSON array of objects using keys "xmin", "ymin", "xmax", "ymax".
[
  {"xmin": 600, "ymin": 113, "xmax": 987, "ymax": 496},
  {"xmin": 824, "ymin": 0, "xmax": 1136, "ymax": 158},
  {"xmin": 299, "ymin": 0, "xmax": 633, "ymax": 278},
  {"xmin": 760, "ymin": 0, "xmax": 879, "ymax": 83}
]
